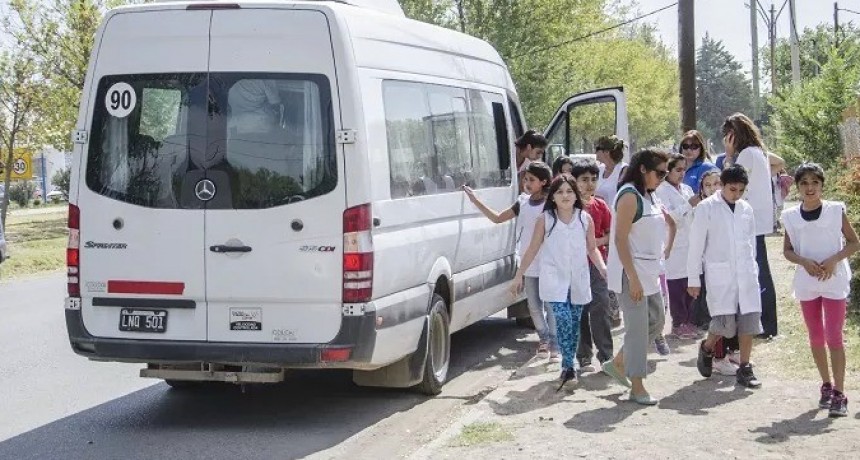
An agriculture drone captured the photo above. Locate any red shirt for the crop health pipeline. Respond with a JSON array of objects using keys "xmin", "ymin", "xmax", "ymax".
[{"xmin": 583, "ymin": 197, "xmax": 611, "ymax": 261}]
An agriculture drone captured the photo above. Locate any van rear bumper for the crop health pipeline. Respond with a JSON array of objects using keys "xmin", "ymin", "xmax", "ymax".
[{"xmin": 65, "ymin": 309, "xmax": 378, "ymax": 369}]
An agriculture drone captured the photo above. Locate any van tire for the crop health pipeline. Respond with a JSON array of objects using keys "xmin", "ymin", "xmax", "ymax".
[{"xmin": 416, "ymin": 294, "xmax": 450, "ymax": 395}]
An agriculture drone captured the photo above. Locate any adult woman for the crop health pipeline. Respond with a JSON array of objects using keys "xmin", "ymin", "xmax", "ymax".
[
  {"xmin": 602, "ymin": 149, "xmax": 674, "ymax": 405},
  {"xmin": 594, "ymin": 135, "xmax": 628, "ymax": 203},
  {"xmin": 679, "ymin": 130, "xmax": 717, "ymax": 195},
  {"xmin": 722, "ymin": 113, "xmax": 778, "ymax": 338}
]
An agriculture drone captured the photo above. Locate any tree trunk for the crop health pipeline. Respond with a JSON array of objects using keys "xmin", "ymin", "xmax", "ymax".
[{"xmin": 1, "ymin": 134, "xmax": 17, "ymax": 228}]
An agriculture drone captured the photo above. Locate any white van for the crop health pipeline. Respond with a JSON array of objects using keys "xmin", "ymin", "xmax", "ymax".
[{"xmin": 64, "ymin": 0, "xmax": 628, "ymax": 394}]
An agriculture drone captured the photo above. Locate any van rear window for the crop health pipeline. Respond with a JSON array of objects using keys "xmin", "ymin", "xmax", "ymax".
[{"xmin": 86, "ymin": 73, "xmax": 336, "ymax": 209}]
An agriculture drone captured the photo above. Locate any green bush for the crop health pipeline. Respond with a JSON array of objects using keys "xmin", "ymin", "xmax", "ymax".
[
  {"xmin": 9, "ymin": 182, "xmax": 35, "ymax": 208},
  {"xmin": 828, "ymin": 159, "xmax": 860, "ymax": 317},
  {"xmin": 33, "ymin": 199, "xmax": 41, "ymax": 206}
]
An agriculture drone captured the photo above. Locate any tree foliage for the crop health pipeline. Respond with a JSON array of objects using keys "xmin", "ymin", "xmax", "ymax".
[
  {"xmin": 763, "ymin": 23, "xmax": 860, "ymax": 93},
  {"xmin": 399, "ymin": 0, "xmax": 679, "ymax": 148},
  {"xmin": 696, "ymin": 34, "xmax": 753, "ymax": 142},
  {"xmin": 771, "ymin": 49, "xmax": 860, "ymax": 167}
]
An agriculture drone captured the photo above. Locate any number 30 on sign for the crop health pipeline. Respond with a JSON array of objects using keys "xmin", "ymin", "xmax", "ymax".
[{"xmin": 105, "ymin": 82, "xmax": 137, "ymax": 118}]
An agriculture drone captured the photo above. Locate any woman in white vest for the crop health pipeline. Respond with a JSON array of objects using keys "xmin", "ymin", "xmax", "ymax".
[
  {"xmin": 511, "ymin": 175, "xmax": 607, "ymax": 389},
  {"xmin": 781, "ymin": 163, "xmax": 860, "ymax": 417},
  {"xmin": 601, "ymin": 149, "xmax": 673, "ymax": 405},
  {"xmin": 721, "ymin": 113, "xmax": 778, "ymax": 338}
]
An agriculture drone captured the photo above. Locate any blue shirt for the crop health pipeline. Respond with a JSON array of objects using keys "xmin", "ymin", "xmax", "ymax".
[
  {"xmin": 683, "ymin": 159, "xmax": 718, "ymax": 194},
  {"xmin": 715, "ymin": 153, "xmax": 727, "ymax": 170}
]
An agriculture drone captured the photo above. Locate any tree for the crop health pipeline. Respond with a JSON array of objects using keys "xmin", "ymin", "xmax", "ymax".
[
  {"xmin": 0, "ymin": 49, "xmax": 42, "ymax": 225},
  {"xmin": 764, "ymin": 24, "xmax": 860, "ymax": 93},
  {"xmin": 5, "ymin": 0, "xmax": 105, "ymax": 151},
  {"xmin": 696, "ymin": 34, "xmax": 754, "ymax": 142},
  {"xmin": 53, "ymin": 167, "xmax": 71, "ymax": 198},
  {"xmin": 772, "ymin": 49, "xmax": 860, "ymax": 167}
]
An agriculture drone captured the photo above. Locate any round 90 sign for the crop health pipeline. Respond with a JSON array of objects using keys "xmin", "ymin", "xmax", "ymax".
[{"xmin": 105, "ymin": 82, "xmax": 137, "ymax": 118}]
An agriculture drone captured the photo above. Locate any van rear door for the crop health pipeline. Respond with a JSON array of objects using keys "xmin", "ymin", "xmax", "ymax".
[
  {"xmin": 78, "ymin": 9, "xmax": 211, "ymax": 341},
  {"xmin": 543, "ymin": 88, "xmax": 630, "ymax": 165},
  {"xmin": 203, "ymin": 8, "xmax": 345, "ymax": 344}
]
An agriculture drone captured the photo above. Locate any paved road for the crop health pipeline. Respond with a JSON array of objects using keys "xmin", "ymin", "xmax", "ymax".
[{"xmin": 0, "ymin": 274, "xmax": 532, "ymax": 459}]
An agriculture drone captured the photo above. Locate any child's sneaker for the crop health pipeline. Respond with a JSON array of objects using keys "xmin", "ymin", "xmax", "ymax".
[
  {"xmin": 670, "ymin": 326, "xmax": 685, "ymax": 338},
  {"xmin": 829, "ymin": 391, "xmax": 848, "ymax": 417},
  {"xmin": 548, "ymin": 350, "xmax": 561, "ymax": 364},
  {"xmin": 680, "ymin": 324, "xmax": 699, "ymax": 339},
  {"xmin": 736, "ymin": 363, "xmax": 762, "ymax": 388},
  {"xmin": 556, "ymin": 367, "xmax": 577, "ymax": 392},
  {"xmin": 819, "ymin": 382, "xmax": 834, "ymax": 409},
  {"xmin": 713, "ymin": 357, "xmax": 738, "ymax": 376},
  {"xmin": 578, "ymin": 357, "xmax": 595, "ymax": 373},
  {"xmin": 697, "ymin": 340, "xmax": 713, "ymax": 378},
  {"xmin": 654, "ymin": 336, "xmax": 671, "ymax": 355},
  {"xmin": 536, "ymin": 342, "xmax": 550, "ymax": 359}
]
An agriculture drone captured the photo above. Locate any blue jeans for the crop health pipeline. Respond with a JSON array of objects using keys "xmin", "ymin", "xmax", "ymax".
[
  {"xmin": 524, "ymin": 276, "xmax": 557, "ymax": 350},
  {"xmin": 548, "ymin": 294, "xmax": 584, "ymax": 370}
]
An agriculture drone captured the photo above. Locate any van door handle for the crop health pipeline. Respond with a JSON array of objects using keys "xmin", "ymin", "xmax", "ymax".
[{"xmin": 210, "ymin": 245, "xmax": 253, "ymax": 253}]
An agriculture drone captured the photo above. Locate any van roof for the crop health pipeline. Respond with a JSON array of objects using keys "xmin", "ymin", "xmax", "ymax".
[{"xmin": 108, "ymin": 1, "xmax": 508, "ymax": 73}]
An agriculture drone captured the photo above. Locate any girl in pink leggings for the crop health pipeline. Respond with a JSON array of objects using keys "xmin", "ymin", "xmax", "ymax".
[{"xmin": 781, "ymin": 163, "xmax": 860, "ymax": 418}]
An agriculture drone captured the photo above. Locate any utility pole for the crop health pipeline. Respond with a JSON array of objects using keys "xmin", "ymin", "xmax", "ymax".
[
  {"xmin": 679, "ymin": 0, "xmax": 696, "ymax": 131},
  {"xmin": 750, "ymin": 2, "xmax": 760, "ymax": 120},
  {"xmin": 770, "ymin": 3, "xmax": 778, "ymax": 95},
  {"xmin": 835, "ymin": 2, "xmax": 840, "ymax": 47},
  {"xmin": 789, "ymin": 0, "xmax": 800, "ymax": 84}
]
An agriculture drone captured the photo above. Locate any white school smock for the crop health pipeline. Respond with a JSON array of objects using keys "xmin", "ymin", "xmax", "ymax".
[
  {"xmin": 515, "ymin": 193, "xmax": 546, "ymax": 278},
  {"xmin": 538, "ymin": 210, "xmax": 593, "ymax": 305},
  {"xmin": 607, "ymin": 184, "xmax": 667, "ymax": 296},
  {"xmin": 655, "ymin": 181, "xmax": 695, "ymax": 280},
  {"xmin": 782, "ymin": 201, "xmax": 852, "ymax": 301},
  {"xmin": 596, "ymin": 162, "xmax": 628, "ymax": 204},
  {"xmin": 735, "ymin": 146, "xmax": 774, "ymax": 235},
  {"xmin": 687, "ymin": 190, "xmax": 762, "ymax": 316}
]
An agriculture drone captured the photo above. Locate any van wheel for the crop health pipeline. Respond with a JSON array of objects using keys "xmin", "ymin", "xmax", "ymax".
[
  {"xmin": 515, "ymin": 317, "xmax": 535, "ymax": 329},
  {"xmin": 416, "ymin": 294, "xmax": 450, "ymax": 395}
]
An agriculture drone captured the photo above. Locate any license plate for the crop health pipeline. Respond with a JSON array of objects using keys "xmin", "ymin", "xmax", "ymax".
[{"xmin": 119, "ymin": 309, "xmax": 168, "ymax": 333}]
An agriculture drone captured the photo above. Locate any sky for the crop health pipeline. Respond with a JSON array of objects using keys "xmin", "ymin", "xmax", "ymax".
[{"xmin": 634, "ymin": 0, "xmax": 860, "ymax": 79}]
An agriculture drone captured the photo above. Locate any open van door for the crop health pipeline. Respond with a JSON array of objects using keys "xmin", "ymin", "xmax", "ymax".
[{"xmin": 543, "ymin": 87, "xmax": 629, "ymax": 166}]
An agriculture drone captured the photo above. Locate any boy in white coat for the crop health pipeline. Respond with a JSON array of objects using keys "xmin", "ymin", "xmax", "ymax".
[{"xmin": 687, "ymin": 165, "xmax": 763, "ymax": 388}]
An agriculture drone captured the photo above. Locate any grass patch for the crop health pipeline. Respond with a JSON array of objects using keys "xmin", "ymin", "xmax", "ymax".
[
  {"xmin": 754, "ymin": 234, "xmax": 860, "ymax": 390},
  {"xmin": 2, "ymin": 208, "xmax": 68, "ymax": 279},
  {"xmin": 449, "ymin": 422, "xmax": 514, "ymax": 447}
]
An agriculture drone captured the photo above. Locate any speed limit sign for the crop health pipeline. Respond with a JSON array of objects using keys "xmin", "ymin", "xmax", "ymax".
[
  {"xmin": 9, "ymin": 151, "xmax": 33, "ymax": 180},
  {"xmin": 12, "ymin": 158, "xmax": 27, "ymax": 175}
]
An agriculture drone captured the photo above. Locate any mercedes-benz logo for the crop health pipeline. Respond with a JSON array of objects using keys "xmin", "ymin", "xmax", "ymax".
[{"xmin": 195, "ymin": 179, "xmax": 216, "ymax": 201}]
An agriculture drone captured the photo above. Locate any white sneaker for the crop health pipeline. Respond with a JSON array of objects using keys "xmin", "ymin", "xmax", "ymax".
[
  {"xmin": 548, "ymin": 350, "xmax": 561, "ymax": 363},
  {"xmin": 536, "ymin": 342, "xmax": 550, "ymax": 359},
  {"xmin": 713, "ymin": 358, "xmax": 739, "ymax": 376}
]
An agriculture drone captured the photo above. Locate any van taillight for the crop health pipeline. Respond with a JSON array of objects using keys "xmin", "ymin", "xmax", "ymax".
[
  {"xmin": 343, "ymin": 204, "xmax": 373, "ymax": 303},
  {"xmin": 67, "ymin": 204, "xmax": 80, "ymax": 297}
]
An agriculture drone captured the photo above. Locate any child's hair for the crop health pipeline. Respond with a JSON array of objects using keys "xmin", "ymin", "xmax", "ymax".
[
  {"xmin": 722, "ymin": 113, "xmax": 765, "ymax": 153},
  {"xmin": 698, "ymin": 169, "xmax": 721, "ymax": 197},
  {"xmin": 720, "ymin": 164, "xmax": 749, "ymax": 186},
  {"xmin": 543, "ymin": 174, "xmax": 586, "ymax": 237},
  {"xmin": 793, "ymin": 162, "xmax": 825, "ymax": 185},
  {"xmin": 569, "ymin": 158, "xmax": 600, "ymax": 178},
  {"xmin": 525, "ymin": 161, "xmax": 553, "ymax": 192},
  {"xmin": 551, "ymin": 155, "xmax": 575, "ymax": 176},
  {"xmin": 680, "ymin": 130, "xmax": 708, "ymax": 162},
  {"xmin": 667, "ymin": 152, "xmax": 685, "ymax": 170},
  {"xmin": 595, "ymin": 135, "xmax": 625, "ymax": 163},
  {"xmin": 620, "ymin": 148, "xmax": 671, "ymax": 194},
  {"xmin": 515, "ymin": 130, "xmax": 548, "ymax": 149}
]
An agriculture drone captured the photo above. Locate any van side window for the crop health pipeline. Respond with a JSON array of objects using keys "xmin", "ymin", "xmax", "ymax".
[
  {"xmin": 427, "ymin": 86, "xmax": 473, "ymax": 192},
  {"xmin": 383, "ymin": 81, "xmax": 434, "ymax": 198},
  {"xmin": 468, "ymin": 90, "xmax": 510, "ymax": 188},
  {"xmin": 507, "ymin": 97, "xmax": 524, "ymax": 138}
]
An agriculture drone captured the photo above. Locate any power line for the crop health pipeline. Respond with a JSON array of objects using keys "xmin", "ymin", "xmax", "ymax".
[{"xmin": 511, "ymin": 2, "xmax": 679, "ymax": 59}]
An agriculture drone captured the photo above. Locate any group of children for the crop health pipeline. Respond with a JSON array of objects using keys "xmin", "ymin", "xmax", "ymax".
[{"xmin": 463, "ymin": 125, "xmax": 858, "ymax": 417}]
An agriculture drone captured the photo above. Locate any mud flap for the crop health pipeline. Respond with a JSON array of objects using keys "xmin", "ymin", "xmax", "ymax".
[
  {"xmin": 352, "ymin": 316, "xmax": 429, "ymax": 388},
  {"xmin": 506, "ymin": 299, "xmax": 530, "ymax": 319}
]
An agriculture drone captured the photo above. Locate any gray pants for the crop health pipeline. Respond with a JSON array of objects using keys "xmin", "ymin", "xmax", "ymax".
[
  {"xmin": 578, "ymin": 264, "xmax": 614, "ymax": 363},
  {"xmin": 524, "ymin": 276, "xmax": 557, "ymax": 350},
  {"xmin": 618, "ymin": 275, "xmax": 666, "ymax": 378}
]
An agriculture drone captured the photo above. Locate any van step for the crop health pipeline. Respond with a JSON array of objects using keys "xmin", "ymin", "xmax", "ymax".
[{"xmin": 140, "ymin": 367, "xmax": 284, "ymax": 383}]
